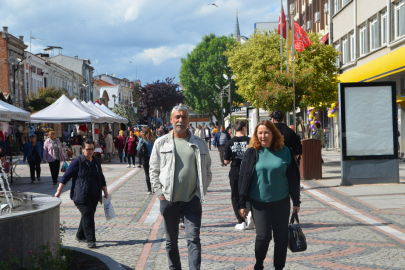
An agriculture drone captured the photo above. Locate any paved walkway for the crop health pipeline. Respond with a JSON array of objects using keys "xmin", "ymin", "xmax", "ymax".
[{"xmin": 7, "ymin": 149, "xmax": 405, "ymax": 269}]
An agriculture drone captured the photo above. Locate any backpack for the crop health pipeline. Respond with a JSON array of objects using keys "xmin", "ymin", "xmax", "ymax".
[{"xmin": 138, "ymin": 140, "xmax": 148, "ymax": 157}]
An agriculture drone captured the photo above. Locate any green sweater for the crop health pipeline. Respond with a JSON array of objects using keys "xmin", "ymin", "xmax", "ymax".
[{"xmin": 249, "ymin": 146, "xmax": 291, "ymax": 203}]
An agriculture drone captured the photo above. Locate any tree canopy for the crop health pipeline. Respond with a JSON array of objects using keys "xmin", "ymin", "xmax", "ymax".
[
  {"xmin": 179, "ymin": 33, "xmax": 243, "ymax": 124},
  {"xmin": 224, "ymin": 31, "xmax": 340, "ymax": 112},
  {"xmin": 26, "ymin": 86, "xmax": 69, "ymax": 112},
  {"xmin": 112, "ymin": 104, "xmax": 137, "ymax": 127}
]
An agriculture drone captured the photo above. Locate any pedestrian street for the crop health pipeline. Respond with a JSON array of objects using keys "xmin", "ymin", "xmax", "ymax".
[{"xmin": 9, "ymin": 149, "xmax": 405, "ymax": 269}]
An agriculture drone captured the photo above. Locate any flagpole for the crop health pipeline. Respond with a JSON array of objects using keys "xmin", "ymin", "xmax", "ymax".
[
  {"xmin": 290, "ymin": 4, "xmax": 296, "ymax": 126},
  {"xmin": 280, "ymin": 0, "xmax": 283, "ymax": 73},
  {"xmin": 286, "ymin": 16, "xmax": 289, "ymax": 74}
]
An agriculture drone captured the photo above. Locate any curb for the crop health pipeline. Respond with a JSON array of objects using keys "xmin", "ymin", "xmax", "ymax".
[{"xmin": 64, "ymin": 245, "xmax": 124, "ymax": 270}]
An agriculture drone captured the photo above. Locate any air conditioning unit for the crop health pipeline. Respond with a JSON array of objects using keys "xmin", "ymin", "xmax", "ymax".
[
  {"xmin": 324, "ymin": 3, "xmax": 329, "ymax": 14},
  {"xmin": 315, "ymin": 12, "xmax": 321, "ymax": 22},
  {"xmin": 307, "ymin": 20, "xmax": 312, "ymax": 30},
  {"xmin": 302, "ymin": 24, "xmax": 306, "ymax": 31}
]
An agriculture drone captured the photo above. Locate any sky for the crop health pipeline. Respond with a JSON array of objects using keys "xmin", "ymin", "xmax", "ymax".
[{"xmin": 1, "ymin": 0, "xmax": 281, "ymax": 86}]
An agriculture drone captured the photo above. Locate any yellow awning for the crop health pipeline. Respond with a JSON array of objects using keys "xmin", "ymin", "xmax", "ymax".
[
  {"xmin": 397, "ymin": 95, "xmax": 405, "ymax": 108},
  {"xmin": 339, "ymin": 46, "xmax": 405, "ymax": 83}
]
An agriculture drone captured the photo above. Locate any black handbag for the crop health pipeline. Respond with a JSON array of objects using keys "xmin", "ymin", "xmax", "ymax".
[{"xmin": 288, "ymin": 212, "xmax": 307, "ymax": 252}]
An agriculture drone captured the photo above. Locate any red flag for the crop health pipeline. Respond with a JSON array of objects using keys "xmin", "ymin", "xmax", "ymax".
[
  {"xmin": 293, "ymin": 20, "xmax": 312, "ymax": 52},
  {"xmin": 278, "ymin": 6, "xmax": 287, "ymax": 38}
]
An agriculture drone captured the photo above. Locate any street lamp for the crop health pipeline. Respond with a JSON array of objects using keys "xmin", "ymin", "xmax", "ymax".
[
  {"xmin": 12, "ymin": 58, "xmax": 24, "ymax": 106},
  {"xmin": 215, "ymin": 84, "xmax": 229, "ymax": 125},
  {"xmin": 223, "ymin": 74, "xmax": 236, "ymax": 127},
  {"xmin": 112, "ymin": 94, "xmax": 117, "ymax": 107}
]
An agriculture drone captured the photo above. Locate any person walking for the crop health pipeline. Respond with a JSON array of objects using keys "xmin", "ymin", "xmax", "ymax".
[
  {"xmin": 314, "ymin": 122, "xmax": 325, "ymax": 163},
  {"xmin": 297, "ymin": 120, "xmax": 305, "ymax": 140},
  {"xmin": 114, "ymin": 130, "xmax": 126, "ymax": 163},
  {"xmin": 104, "ymin": 131, "xmax": 113, "ymax": 162},
  {"xmin": 137, "ymin": 127, "xmax": 155, "ymax": 194},
  {"xmin": 212, "ymin": 126, "xmax": 231, "ymax": 166},
  {"xmin": 43, "ymin": 130, "xmax": 65, "ymax": 185},
  {"xmin": 150, "ymin": 104, "xmax": 212, "ymax": 270},
  {"xmin": 203, "ymin": 124, "xmax": 212, "ymax": 150},
  {"xmin": 194, "ymin": 124, "xmax": 204, "ymax": 139},
  {"xmin": 136, "ymin": 128, "xmax": 142, "ymax": 168},
  {"xmin": 23, "ymin": 134, "xmax": 43, "ymax": 184},
  {"xmin": 238, "ymin": 120, "xmax": 301, "ymax": 270},
  {"xmin": 124, "ymin": 130, "xmax": 138, "ymax": 168},
  {"xmin": 223, "ymin": 120, "xmax": 251, "ymax": 230},
  {"xmin": 54, "ymin": 139, "xmax": 108, "ymax": 248}
]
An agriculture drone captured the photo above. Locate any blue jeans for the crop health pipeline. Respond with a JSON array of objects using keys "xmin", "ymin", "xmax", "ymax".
[{"xmin": 160, "ymin": 195, "xmax": 202, "ymax": 270}]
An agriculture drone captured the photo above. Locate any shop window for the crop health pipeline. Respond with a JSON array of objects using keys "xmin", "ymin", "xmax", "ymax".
[
  {"xmin": 370, "ymin": 17, "xmax": 378, "ymax": 50},
  {"xmin": 395, "ymin": 0, "xmax": 405, "ymax": 39}
]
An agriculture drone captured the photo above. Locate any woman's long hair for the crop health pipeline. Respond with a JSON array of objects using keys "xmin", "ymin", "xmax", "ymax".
[
  {"xmin": 143, "ymin": 127, "xmax": 156, "ymax": 142},
  {"xmin": 248, "ymin": 120, "xmax": 284, "ymax": 151}
]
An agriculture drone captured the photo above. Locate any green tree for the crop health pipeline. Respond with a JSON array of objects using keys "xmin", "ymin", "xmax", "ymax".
[
  {"xmin": 179, "ymin": 33, "xmax": 243, "ymax": 124},
  {"xmin": 112, "ymin": 104, "xmax": 138, "ymax": 127},
  {"xmin": 224, "ymin": 30, "xmax": 340, "ymax": 112},
  {"xmin": 26, "ymin": 86, "xmax": 69, "ymax": 112}
]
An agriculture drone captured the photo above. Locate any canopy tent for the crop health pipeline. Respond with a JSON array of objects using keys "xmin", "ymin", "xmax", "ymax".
[
  {"xmin": 31, "ymin": 95, "xmax": 97, "ymax": 123},
  {"xmin": 82, "ymin": 101, "xmax": 118, "ymax": 123},
  {"xmin": 72, "ymin": 98, "xmax": 111, "ymax": 123},
  {"xmin": 97, "ymin": 103, "xmax": 129, "ymax": 124},
  {"xmin": 86, "ymin": 101, "xmax": 125, "ymax": 124},
  {"xmin": 0, "ymin": 100, "xmax": 30, "ymax": 122},
  {"xmin": 0, "ymin": 108, "xmax": 11, "ymax": 122}
]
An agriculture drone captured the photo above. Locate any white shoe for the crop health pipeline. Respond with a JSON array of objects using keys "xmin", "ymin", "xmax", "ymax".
[
  {"xmin": 235, "ymin": 222, "xmax": 246, "ymax": 230},
  {"xmin": 300, "ymin": 184, "xmax": 304, "ymax": 190},
  {"xmin": 246, "ymin": 211, "xmax": 255, "ymax": 229},
  {"xmin": 127, "ymin": 165, "xmax": 131, "ymax": 168},
  {"xmin": 132, "ymin": 165, "xmax": 136, "ymax": 168}
]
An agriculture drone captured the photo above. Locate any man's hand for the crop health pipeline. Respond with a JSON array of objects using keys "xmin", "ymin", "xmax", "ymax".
[
  {"xmin": 239, "ymin": 208, "xmax": 247, "ymax": 219},
  {"xmin": 159, "ymin": 195, "xmax": 165, "ymax": 201}
]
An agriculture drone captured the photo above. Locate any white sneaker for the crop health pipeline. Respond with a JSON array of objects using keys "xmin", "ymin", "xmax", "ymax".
[
  {"xmin": 246, "ymin": 211, "xmax": 255, "ymax": 229},
  {"xmin": 132, "ymin": 165, "xmax": 136, "ymax": 168},
  {"xmin": 300, "ymin": 184, "xmax": 305, "ymax": 190},
  {"xmin": 235, "ymin": 222, "xmax": 246, "ymax": 230},
  {"xmin": 127, "ymin": 165, "xmax": 131, "ymax": 168}
]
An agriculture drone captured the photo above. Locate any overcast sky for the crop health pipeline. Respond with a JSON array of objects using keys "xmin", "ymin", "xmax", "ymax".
[{"xmin": 1, "ymin": 0, "xmax": 281, "ymax": 85}]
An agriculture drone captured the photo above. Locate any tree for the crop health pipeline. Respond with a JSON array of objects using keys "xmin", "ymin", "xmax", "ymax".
[
  {"xmin": 26, "ymin": 86, "xmax": 69, "ymax": 112},
  {"xmin": 113, "ymin": 104, "xmax": 138, "ymax": 127},
  {"xmin": 135, "ymin": 77, "xmax": 183, "ymax": 125},
  {"xmin": 224, "ymin": 30, "xmax": 340, "ymax": 112},
  {"xmin": 179, "ymin": 33, "xmax": 243, "ymax": 124}
]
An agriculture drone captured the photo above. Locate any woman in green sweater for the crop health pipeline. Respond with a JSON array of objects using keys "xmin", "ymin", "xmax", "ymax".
[{"xmin": 238, "ymin": 120, "xmax": 301, "ymax": 270}]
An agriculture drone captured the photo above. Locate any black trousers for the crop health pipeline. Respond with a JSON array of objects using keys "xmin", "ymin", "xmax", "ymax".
[
  {"xmin": 127, "ymin": 154, "xmax": 136, "ymax": 165},
  {"xmin": 75, "ymin": 195, "xmax": 99, "ymax": 242},
  {"xmin": 48, "ymin": 160, "xmax": 60, "ymax": 183},
  {"xmin": 205, "ymin": 137, "xmax": 211, "ymax": 150},
  {"xmin": 143, "ymin": 156, "xmax": 151, "ymax": 192},
  {"xmin": 28, "ymin": 159, "xmax": 41, "ymax": 181},
  {"xmin": 117, "ymin": 148, "xmax": 123, "ymax": 162},
  {"xmin": 229, "ymin": 173, "xmax": 251, "ymax": 223},
  {"xmin": 251, "ymin": 196, "xmax": 290, "ymax": 270},
  {"xmin": 138, "ymin": 153, "xmax": 142, "ymax": 165}
]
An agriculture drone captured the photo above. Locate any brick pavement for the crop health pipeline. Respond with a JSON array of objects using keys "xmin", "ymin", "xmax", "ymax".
[{"xmin": 7, "ymin": 149, "xmax": 405, "ymax": 269}]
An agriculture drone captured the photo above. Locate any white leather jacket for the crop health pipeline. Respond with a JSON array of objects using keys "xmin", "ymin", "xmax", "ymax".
[{"xmin": 149, "ymin": 131, "xmax": 212, "ymax": 203}]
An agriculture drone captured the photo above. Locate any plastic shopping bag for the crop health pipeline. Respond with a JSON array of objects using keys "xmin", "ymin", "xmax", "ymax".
[
  {"xmin": 60, "ymin": 161, "xmax": 69, "ymax": 173},
  {"xmin": 102, "ymin": 195, "xmax": 116, "ymax": 221}
]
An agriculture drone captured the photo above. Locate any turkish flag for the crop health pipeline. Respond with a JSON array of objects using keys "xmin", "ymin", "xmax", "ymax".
[
  {"xmin": 278, "ymin": 6, "xmax": 287, "ymax": 38},
  {"xmin": 293, "ymin": 20, "xmax": 312, "ymax": 52}
]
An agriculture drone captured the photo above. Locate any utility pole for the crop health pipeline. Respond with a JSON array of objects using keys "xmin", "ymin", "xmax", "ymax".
[{"xmin": 290, "ymin": 3, "xmax": 296, "ymax": 126}]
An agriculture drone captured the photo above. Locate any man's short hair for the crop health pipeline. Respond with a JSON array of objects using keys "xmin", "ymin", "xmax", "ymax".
[
  {"xmin": 29, "ymin": 133, "xmax": 37, "ymax": 139},
  {"xmin": 234, "ymin": 120, "xmax": 247, "ymax": 132},
  {"xmin": 171, "ymin": 104, "xmax": 189, "ymax": 116},
  {"xmin": 270, "ymin": 110, "xmax": 284, "ymax": 122},
  {"xmin": 83, "ymin": 138, "xmax": 95, "ymax": 147}
]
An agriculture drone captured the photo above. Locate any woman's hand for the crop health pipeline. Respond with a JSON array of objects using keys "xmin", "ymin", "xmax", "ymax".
[
  {"xmin": 239, "ymin": 208, "xmax": 248, "ymax": 219},
  {"xmin": 102, "ymin": 187, "xmax": 108, "ymax": 199},
  {"xmin": 293, "ymin": 206, "xmax": 300, "ymax": 213}
]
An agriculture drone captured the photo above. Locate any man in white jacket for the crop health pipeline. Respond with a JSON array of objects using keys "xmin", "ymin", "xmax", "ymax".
[{"xmin": 150, "ymin": 104, "xmax": 212, "ymax": 270}]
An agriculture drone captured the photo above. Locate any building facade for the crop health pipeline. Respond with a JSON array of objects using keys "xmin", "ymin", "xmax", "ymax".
[
  {"xmin": 0, "ymin": 26, "xmax": 28, "ymax": 108},
  {"xmin": 332, "ymin": 0, "xmax": 405, "ymax": 154},
  {"xmin": 97, "ymin": 74, "xmax": 133, "ymax": 106},
  {"xmin": 93, "ymin": 78, "xmax": 121, "ymax": 109}
]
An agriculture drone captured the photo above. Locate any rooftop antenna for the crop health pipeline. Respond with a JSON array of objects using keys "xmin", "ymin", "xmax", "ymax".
[{"xmin": 30, "ymin": 31, "xmax": 45, "ymax": 53}]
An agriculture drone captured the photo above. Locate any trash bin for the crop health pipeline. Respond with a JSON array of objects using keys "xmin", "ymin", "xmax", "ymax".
[{"xmin": 300, "ymin": 139, "xmax": 322, "ymax": 180}]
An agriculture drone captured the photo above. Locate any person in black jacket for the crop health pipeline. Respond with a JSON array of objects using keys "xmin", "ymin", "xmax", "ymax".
[
  {"xmin": 270, "ymin": 110, "xmax": 302, "ymax": 157},
  {"xmin": 54, "ymin": 139, "xmax": 108, "ymax": 248},
  {"xmin": 238, "ymin": 120, "xmax": 301, "ymax": 270}
]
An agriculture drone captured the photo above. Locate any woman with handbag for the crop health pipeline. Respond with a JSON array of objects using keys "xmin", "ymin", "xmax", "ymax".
[
  {"xmin": 43, "ymin": 130, "xmax": 65, "ymax": 185},
  {"xmin": 54, "ymin": 139, "xmax": 108, "ymax": 248},
  {"xmin": 23, "ymin": 134, "xmax": 43, "ymax": 184},
  {"xmin": 124, "ymin": 130, "xmax": 138, "ymax": 168},
  {"xmin": 114, "ymin": 130, "xmax": 126, "ymax": 163},
  {"xmin": 137, "ymin": 127, "xmax": 155, "ymax": 194},
  {"xmin": 238, "ymin": 120, "xmax": 301, "ymax": 270}
]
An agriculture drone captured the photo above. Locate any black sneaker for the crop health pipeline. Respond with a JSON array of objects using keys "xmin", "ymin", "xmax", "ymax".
[
  {"xmin": 75, "ymin": 237, "xmax": 86, "ymax": 242},
  {"xmin": 87, "ymin": 241, "xmax": 96, "ymax": 248}
]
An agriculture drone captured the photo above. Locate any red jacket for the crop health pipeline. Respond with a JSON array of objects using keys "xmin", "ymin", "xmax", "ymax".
[
  {"xmin": 0, "ymin": 130, "xmax": 4, "ymax": 142},
  {"xmin": 114, "ymin": 135, "xmax": 126, "ymax": 149}
]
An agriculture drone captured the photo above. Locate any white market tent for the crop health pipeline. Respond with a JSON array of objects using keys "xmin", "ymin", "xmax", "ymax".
[
  {"xmin": 72, "ymin": 98, "xmax": 110, "ymax": 123},
  {"xmin": 97, "ymin": 103, "xmax": 128, "ymax": 124},
  {"xmin": 31, "ymin": 95, "xmax": 97, "ymax": 123},
  {"xmin": 80, "ymin": 101, "xmax": 116, "ymax": 124},
  {"xmin": 0, "ymin": 100, "xmax": 30, "ymax": 122},
  {"xmin": 85, "ymin": 101, "xmax": 125, "ymax": 124}
]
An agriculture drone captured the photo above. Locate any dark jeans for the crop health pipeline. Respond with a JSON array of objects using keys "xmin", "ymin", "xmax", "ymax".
[
  {"xmin": 48, "ymin": 160, "xmax": 60, "ymax": 183},
  {"xmin": 143, "ymin": 156, "xmax": 151, "ymax": 192},
  {"xmin": 127, "ymin": 154, "xmax": 135, "ymax": 165},
  {"xmin": 74, "ymin": 195, "xmax": 99, "ymax": 242},
  {"xmin": 204, "ymin": 137, "xmax": 211, "ymax": 150},
  {"xmin": 160, "ymin": 196, "xmax": 202, "ymax": 270},
  {"xmin": 28, "ymin": 159, "xmax": 41, "ymax": 181},
  {"xmin": 229, "ymin": 173, "xmax": 251, "ymax": 224},
  {"xmin": 117, "ymin": 148, "xmax": 123, "ymax": 162},
  {"xmin": 138, "ymin": 153, "xmax": 142, "ymax": 165},
  {"xmin": 251, "ymin": 196, "xmax": 290, "ymax": 270}
]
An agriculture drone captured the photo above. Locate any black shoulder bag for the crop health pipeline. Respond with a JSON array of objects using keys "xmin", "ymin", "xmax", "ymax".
[{"xmin": 288, "ymin": 212, "xmax": 307, "ymax": 252}]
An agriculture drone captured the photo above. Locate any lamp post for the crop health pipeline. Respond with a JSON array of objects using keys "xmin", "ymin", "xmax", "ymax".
[
  {"xmin": 223, "ymin": 74, "xmax": 236, "ymax": 127},
  {"xmin": 290, "ymin": 3, "xmax": 296, "ymax": 126},
  {"xmin": 215, "ymin": 84, "xmax": 229, "ymax": 126},
  {"xmin": 12, "ymin": 58, "xmax": 23, "ymax": 106},
  {"xmin": 112, "ymin": 94, "xmax": 117, "ymax": 107}
]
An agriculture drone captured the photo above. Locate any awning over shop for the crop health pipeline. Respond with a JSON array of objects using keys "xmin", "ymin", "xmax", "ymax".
[
  {"xmin": 397, "ymin": 95, "xmax": 405, "ymax": 109},
  {"xmin": 0, "ymin": 100, "xmax": 30, "ymax": 122},
  {"xmin": 339, "ymin": 46, "xmax": 405, "ymax": 83},
  {"xmin": 31, "ymin": 95, "xmax": 96, "ymax": 123}
]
